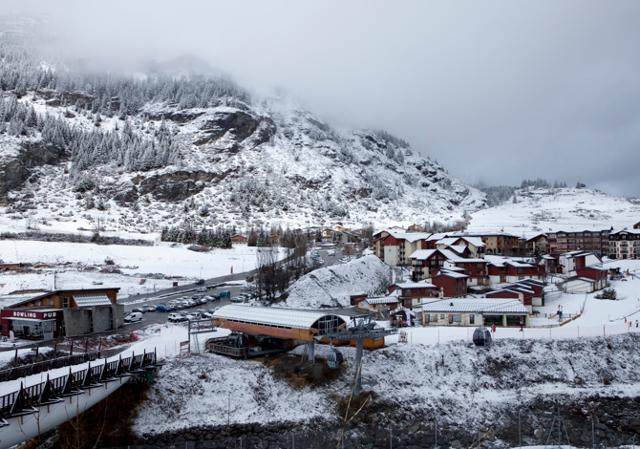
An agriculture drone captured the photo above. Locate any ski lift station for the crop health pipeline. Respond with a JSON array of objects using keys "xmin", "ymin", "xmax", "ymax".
[{"xmin": 209, "ymin": 305, "xmax": 394, "ymax": 360}]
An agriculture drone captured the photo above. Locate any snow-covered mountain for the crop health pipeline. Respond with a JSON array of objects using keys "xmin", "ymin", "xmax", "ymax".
[
  {"xmin": 467, "ymin": 187, "xmax": 640, "ymax": 237},
  {"xmin": 0, "ymin": 34, "xmax": 484, "ymax": 236}
]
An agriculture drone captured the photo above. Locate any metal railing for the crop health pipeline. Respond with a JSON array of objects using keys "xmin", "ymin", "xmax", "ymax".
[
  {"xmin": 0, "ymin": 347, "xmax": 126, "ymax": 383},
  {"xmin": 206, "ymin": 337, "xmax": 249, "ymax": 358},
  {"xmin": 0, "ymin": 349, "xmax": 159, "ymax": 419}
]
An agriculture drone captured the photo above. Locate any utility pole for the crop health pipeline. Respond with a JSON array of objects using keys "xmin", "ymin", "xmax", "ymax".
[
  {"xmin": 591, "ymin": 414, "xmax": 595, "ymax": 449},
  {"xmin": 434, "ymin": 416, "xmax": 438, "ymax": 449},
  {"xmin": 518, "ymin": 409, "xmax": 522, "ymax": 447}
]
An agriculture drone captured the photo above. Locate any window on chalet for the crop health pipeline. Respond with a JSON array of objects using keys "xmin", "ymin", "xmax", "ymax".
[{"xmin": 63, "ymin": 297, "xmax": 69, "ymax": 308}]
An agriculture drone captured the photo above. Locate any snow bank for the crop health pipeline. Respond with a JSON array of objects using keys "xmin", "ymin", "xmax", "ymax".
[{"xmin": 284, "ymin": 255, "xmax": 392, "ymax": 308}]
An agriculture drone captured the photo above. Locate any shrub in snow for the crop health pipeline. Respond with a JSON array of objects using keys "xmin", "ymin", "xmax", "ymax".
[{"xmin": 595, "ymin": 288, "xmax": 617, "ymax": 300}]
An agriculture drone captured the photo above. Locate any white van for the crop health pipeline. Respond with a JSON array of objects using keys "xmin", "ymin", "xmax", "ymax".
[{"xmin": 124, "ymin": 312, "xmax": 143, "ymax": 323}]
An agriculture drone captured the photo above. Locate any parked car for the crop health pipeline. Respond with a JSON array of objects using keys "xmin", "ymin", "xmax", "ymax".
[
  {"xmin": 327, "ymin": 249, "xmax": 336, "ymax": 256},
  {"xmin": 155, "ymin": 304, "xmax": 170, "ymax": 313},
  {"xmin": 195, "ymin": 279, "xmax": 205, "ymax": 286},
  {"xmin": 132, "ymin": 307, "xmax": 145, "ymax": 314},
  {"xmin": 168, "ymin": 313, "xmax": 184, "ymax": 323},
  {"xmin": 230, "ymin": 296, "xmax": 245, "ymax": 303},
  {"xmin": 144, "ymin": 305, "xmax": 156, "ymax": 313},
  {"xmin": 199, "ymin": 297, "xmax": 209, "ymax": 305},
  {"xmin": 203, "ymin": 295, "xmax": 215, "ymax": 302},
  {"xmin": 183, "ymin": 313, "xmax": 196, "ymax": 321},
  {"xmin": 124, "ymin": 312, "xmax": 143, "ymax": 323}
]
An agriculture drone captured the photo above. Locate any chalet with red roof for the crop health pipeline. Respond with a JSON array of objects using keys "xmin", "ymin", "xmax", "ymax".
[
  {"xmin": 388, "ymin": 280, "xmax": 439, "ymax": 307},
  {"xmin": 431, "ymin": 270, "xmax": 468, "ymax": 297}
]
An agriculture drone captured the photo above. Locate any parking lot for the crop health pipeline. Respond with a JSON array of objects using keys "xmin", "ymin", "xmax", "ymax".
[{"xmin": 120, "ymin": 246, "xmax": 349, "ymax": 332}]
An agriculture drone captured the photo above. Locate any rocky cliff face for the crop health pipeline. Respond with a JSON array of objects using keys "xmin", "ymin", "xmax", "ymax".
[
  {"xmin": 0, "ymin": 31, "xmax": 484, "ymax": 233},
  {"xmin": 0, "ymin": 136, "xmax": 67, "ymax": 205}
]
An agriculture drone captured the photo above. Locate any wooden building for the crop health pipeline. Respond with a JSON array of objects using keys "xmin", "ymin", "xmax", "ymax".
[
  {"xmin": 446, "ymin": 259, "xmax": 489, "ymax": 286},
  {"xmin": 526, "ymin": 234, "xmax": 548, "ymax": 255},
  {"xmin": 0, "ymin": 288, "xmax": 123, "ymax": 340},
  {"xmin": 231, "ymin": 234, "xmax": 248, "ymax": 244},
  {"xmin": 487, "ymin": 257, "xmax": 545, "ymax": 284},
  {"xmin": 431, "ymin": 271, "xmax": 468, "ymax": 297},
  {"xmin": 387, "ymin": 280, "xmax": 439, "ymax": 307},
  {"xmin": 557, "ymin": 251, "xmax": 601, "ymax": 275},
  {"xmin": 410, "ymin": 249, "xmax": 452, "ymax": 280},
  {"xmin": 575, "ymin": 266, "xmax": 608, "ymax": 291}
]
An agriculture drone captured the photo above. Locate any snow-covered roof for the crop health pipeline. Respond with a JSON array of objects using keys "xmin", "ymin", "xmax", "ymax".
[
  {"xmin": 421, "ymin": 298, "xmax": 528, "ymax": 314},
  {"xmin": 560, "ymin": 251, "xmax": 600, "ymax": 260},
  {"xmin": 393, "ymin": 280, "xmax": 437, "ymax": 289},
  {"xmin": 426, "ymin": 232, "xmax": 450, "ymax": 242},
  {"xmin": 505, "ymin": 286, "xmax": 535, "ymax": 294},
  {"xmin": 213, "ymin": 305, "xmax": 347, "ymax": 330},
  {"xmin": 379, "ymin": 229, "xmax": 432, "ymax": 242},
  {"xmin": 484, "ymin": 255, "xmax": 536, "ymax": 267},
  {"xmin": 610, "ymin": 228, "xmax": 640, "ymax": 235},
  {"xmin": 458, "ymin": 236, "xmax": 486, "ymax": 248},
  {"xmin": 0, "ymin": 293, "xmax": 39, "ymax": 309},
  {"xmin": 410, "ymin": 249, "xmax": 437, "ymax": 260},
  {"xmin": 452, "ymin": 257, "xmax": 487, "ymax": 264},
  {"xmin": 504, "ymin": 260, "xmax": 535, "ymax": 268},
  {"xmin": 579, "ymin": 265, "xmax": 608, "ymax": 272},
  {"xmin": 447, "ymin": 244, "xmax": 468, "ymax": 255},
  {"xmin": 515, "ymin": 279, "xmax": 545, "ymax": 287},
  {"xmin": 436, "ymin": 270, "xmax": 468, "ymax": 279},
  {"xmin": 365, "ymin": 296, "xmax": 399, "ymax": 305},
  {"xmin": 436, "ymin": 237, "xmax": 460, "ymax": 246},
  {"xmin": 564, "ymin": 277, "xmax": 596, "ymax": 285}
]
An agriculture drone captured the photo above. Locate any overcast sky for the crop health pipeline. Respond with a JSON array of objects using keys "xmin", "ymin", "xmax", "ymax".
[{"xmin": 2, "ymin": 1, "xmax": 640, "ymax": 196}]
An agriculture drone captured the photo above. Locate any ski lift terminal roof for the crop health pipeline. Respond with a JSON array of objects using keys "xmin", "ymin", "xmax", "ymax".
[{"xmin": 213, "ymin": 304, "xmax": 348, "ymax": 330}]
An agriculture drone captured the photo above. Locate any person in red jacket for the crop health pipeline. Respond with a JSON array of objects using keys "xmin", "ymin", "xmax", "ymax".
[{"xmin": 491, "ymin": 323, "xmax": 497, "ymax": 333}]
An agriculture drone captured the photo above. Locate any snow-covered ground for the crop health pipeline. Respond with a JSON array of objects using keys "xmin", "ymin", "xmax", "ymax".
[
  {"xmin": 0, "ymin": 240, "xmax": 287, "ymax": 297},
  {"xmin": 285, "ymin": 255, "xmax": 392, "ymax": 308},
  {"xmin": 0, "ymin": 270, "xmax": 177, "ymax": 299},
  {"xmin": 467, "ymin": 187, "xmax": 640, "ymax": 237},
  {"xmin": 133, "ymin": 332, "xmax": 640, "ymax": 438}
]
